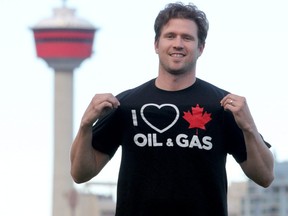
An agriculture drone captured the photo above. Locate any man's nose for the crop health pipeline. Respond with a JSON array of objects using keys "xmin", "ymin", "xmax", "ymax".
[{"xmin": 173, "ymin": 37, "xmax": 184, "ymax": 49}]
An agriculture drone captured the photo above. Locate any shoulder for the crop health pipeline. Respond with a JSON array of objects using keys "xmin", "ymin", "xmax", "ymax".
[
  {"xmin": 116, "ymin": 79, "xmax": 155, "ymax": 101},
  {"xmin": 196, "ymin": 78, "xmax": 230, "ymax": 97}
]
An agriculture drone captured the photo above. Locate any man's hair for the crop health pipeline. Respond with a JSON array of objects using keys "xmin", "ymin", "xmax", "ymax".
[{"xmin": 154, "ymin": 2, "xmax": 209, "ymax": 46}]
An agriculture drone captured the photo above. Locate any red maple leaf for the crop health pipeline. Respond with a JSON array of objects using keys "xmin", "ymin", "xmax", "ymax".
[{"xmin": 183, "ymin": 104, "xmax": 212, "ymax": 130}]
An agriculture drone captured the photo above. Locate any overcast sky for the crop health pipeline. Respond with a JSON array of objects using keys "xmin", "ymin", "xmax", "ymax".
[{"xmin": 1, "ymin": 0, "xmax": 287, "ymax": 215}]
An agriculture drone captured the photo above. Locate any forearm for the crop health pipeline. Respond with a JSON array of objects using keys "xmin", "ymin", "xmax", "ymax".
[
  {"xmin": 70, "ymin": 125, "xmax": 98, "ymax": 183},
  {"xmin": 240, "ymin": 128, "xmax": 274, "ymax": 187},
  {"xmin": 221, "ymin": 94, "xmax": 274, "ymax": 186},
  {"xmin": 70, "ymin": 93, "xmax": 119, "ymax": 183}
]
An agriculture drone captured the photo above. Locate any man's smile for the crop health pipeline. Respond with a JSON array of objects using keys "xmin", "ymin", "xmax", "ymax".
[{"xmin": 170, "ymin": 53, "xmax": 186, "ymax": 58}]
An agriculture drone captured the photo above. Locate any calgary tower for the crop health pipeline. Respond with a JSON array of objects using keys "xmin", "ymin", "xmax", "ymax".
[{"xmin": 32, "ymin": 2, "xmax": 96, "ymax": 216}]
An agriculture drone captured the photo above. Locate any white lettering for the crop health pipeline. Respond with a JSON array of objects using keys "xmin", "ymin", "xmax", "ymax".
[
  {"xmin": 134, "ymin": 133, "xmax": 163, "ymax": 147},
  {"xmin": 134, "ymin": 133, "xmax": 147, "ymax": 147},
  {"xmin": 147, "ymin": 133, "xmax": 152, "ymax": 146},
  {"xmin": 189, "ymin": 135, "xmax": 203, "ymax": 149},
  {"xmin": 134, "ymin": 133, "xmax": 212, "ymax": 150},
  {"xmin": 153, "ymin": 133, "xmax": 163, "ymax": 146},
  {"xmin": 176, "ymin": 134, "xmax": 189, "ymax": 147},
  {"xmin": 202, "ymin": 136, "xmax": 213, "ymax": 150}
]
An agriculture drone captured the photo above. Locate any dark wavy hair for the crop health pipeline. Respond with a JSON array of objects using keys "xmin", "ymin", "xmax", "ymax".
[{"xmin": 154, "ymin": 2, "xmax": 209, "ymax": 46}]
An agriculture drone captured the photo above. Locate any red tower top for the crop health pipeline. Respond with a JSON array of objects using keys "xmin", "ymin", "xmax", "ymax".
[{"xmin": 32, "ymin": 7, "xmax": 96, "ymax": 70}]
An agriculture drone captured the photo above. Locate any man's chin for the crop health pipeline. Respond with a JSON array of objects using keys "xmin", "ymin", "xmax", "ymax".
[{"xmin": 167, "ymin": 68, "xmax": 186, "ymax": 75}]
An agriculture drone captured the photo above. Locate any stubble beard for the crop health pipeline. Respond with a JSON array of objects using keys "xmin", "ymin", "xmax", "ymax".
[
  {"xmin": 162, "ymin": 60, "xmax": 196, "ymax": 76},
  {"xmin": 167, "ymin": 68, "xmax": 187, "ymax": 76}
]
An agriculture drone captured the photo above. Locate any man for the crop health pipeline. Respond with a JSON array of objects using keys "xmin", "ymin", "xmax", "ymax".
[{"xmin": 70, "ymin": 2, "xmax": 274, "ymax": 216}]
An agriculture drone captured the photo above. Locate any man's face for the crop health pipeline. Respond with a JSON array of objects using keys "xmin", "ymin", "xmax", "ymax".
[{"xmin": 155, "ymin": 18, "xmax": 204, "ymax": 75}]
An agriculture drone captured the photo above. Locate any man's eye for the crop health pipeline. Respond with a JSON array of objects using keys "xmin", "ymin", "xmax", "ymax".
[
  {"xmin": 184, "ymin": 36, "xmax": 193, "ymax": 41},
  {"xmin": 166, "ymin": 34, "xmax": 174, "ymax": 39}
]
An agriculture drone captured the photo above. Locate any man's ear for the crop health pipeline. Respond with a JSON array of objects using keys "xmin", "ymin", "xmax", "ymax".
[
  {"xmin": 154, "ymin": 40, "xmax": 159, "ymax": 54},
  {"xmin": 198, "ymin": 42, "xmax": 205, "ymax": 57}
]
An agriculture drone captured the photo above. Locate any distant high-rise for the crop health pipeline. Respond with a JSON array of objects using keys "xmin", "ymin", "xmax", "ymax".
[
  {"xmin": 228, "ymin": 181, "xmax": 248, "ymax": 216},
  {"xmin": 243, "ymin": 161, "xmax": 288, "ymax": 216},
  {"xmin": 32, "ymin": 5, "xmax": 96, "ymax": 216},
  {"xmin": 228, "ymin": 161, "xmax": 288, "ymax": 216}
]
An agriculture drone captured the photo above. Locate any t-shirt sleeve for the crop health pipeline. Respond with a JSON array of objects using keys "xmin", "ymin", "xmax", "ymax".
[
  {"xmin": 224, "ymin": 111, "xmax": 247, "ymax": 163},
  {"xmin": 92, "ymin": 109, "xmax": 122, "ymax": 158},
  {"xmin": 260, "ymin": 134, "xmax": 272, "ymax": 148},
  {"xmin": 224, "ymin": 111, "xmax": 271, "ymax": 163},
  {"xmin": 91, "ymin": 90, "xmax": 132, "ymax": 158}
]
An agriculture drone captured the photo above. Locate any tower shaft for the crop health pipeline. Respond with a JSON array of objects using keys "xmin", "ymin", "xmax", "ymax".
[{"xmin": 53, "ymin": 69, "xmax": 74, "ymax": 216}]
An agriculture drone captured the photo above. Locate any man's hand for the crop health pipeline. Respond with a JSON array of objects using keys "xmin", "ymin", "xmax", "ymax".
[
  {"xmin": 81, "ymin": 93, "xmax": 120, "ymax": 128},
  {"xmin": 220, "ymin": 93, "xmax": 256, "ymax": 132}
]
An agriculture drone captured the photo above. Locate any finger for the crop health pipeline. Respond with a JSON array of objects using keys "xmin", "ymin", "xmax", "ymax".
[
  {"xmin": 228, "ymin": 99, "xmax": 234, "ymax": 106},
  {"xmin": 98, "ymin": 93, "xmax": 120, "ymax": 109},
  {"xmin": 108, "ymin": 96, "xmax": 120, "ymax": 109},
  {"xmin": 223, "ymin": 103, "xmax": 233, "ymax": 112},
  {"xmin": 221, "ymin": 97, "xmax": 235, "ymax": 108},
  {"xmin": 220, "ymin": 94, "xmax": 233, "ymax": 105},
  {"xmin": 222, "ymin": 98, "xmax": 238, "ymax": 112}
]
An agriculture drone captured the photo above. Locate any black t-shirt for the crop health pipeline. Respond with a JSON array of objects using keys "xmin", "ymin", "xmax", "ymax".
[{"xmin": 92, "ymin": 78, "xmax": 249, "ymax": 216}]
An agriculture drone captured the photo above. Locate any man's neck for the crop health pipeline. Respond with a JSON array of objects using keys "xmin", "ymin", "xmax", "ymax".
[{"xmin": 155, "ymin": 72, "xmax": 196, "ymax": 91}]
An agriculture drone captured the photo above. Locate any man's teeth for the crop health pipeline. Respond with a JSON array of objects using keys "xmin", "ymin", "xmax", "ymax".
[{"xmin": 171, "ymin": 53, "xmax": 184, "ymax": 57}]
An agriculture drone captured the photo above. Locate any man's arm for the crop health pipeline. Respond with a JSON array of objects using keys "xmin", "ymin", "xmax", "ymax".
[
  {"xmin": 239, "ymin": 129, "xmax": 274, "ymax": 187},
  {"xmin": 70, "ymin": 125, "xmax": 110, "ymax": 183},
  {"xmin": 221, "ymin": 94, "xmax": 274, "ymax": 188},
  {"xmin": 70, "ymin": 93, "xmax": 120, "ymax": 183}
]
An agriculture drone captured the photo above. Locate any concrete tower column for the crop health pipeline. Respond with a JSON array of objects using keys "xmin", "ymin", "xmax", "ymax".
[{"xmin": 53, "ymin": 69, "xmax": 74, "ymax": 216}]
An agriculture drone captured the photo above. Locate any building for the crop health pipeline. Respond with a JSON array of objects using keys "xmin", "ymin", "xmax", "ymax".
[
  {"xmin": 32, "ymin": 3, "xmax": 116, "ymax": 216},
  {"xmin": 228, "ymin": 161, "xmax": 288, "ymax": 216},
  {"xmin": 228, "ymin": 181, "xmax": 248, "ymax": 216}
]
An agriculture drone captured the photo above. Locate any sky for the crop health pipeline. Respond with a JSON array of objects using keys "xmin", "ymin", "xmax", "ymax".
[{"xmin": 1, "ymin": 0, "xmax": 288, "ymax": 215}]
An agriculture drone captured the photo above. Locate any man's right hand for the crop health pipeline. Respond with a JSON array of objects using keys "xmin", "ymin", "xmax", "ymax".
[{"xmin": 81, "ymin": 93, "xmax": 120, "ymax": 128}]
